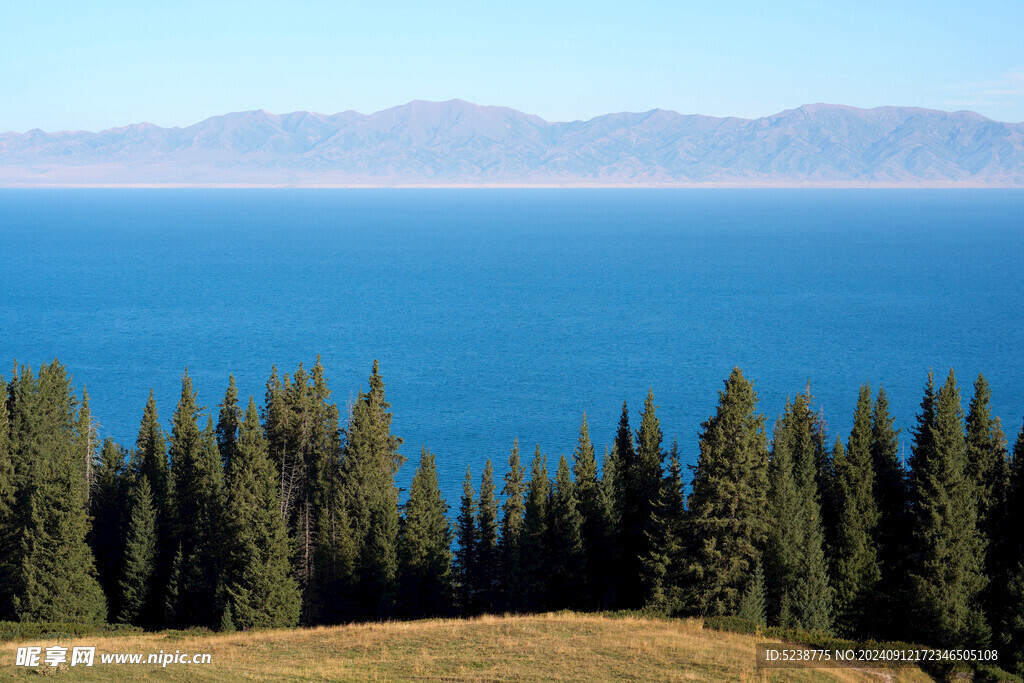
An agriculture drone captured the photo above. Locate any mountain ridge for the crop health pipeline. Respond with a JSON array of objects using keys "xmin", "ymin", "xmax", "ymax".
[{"xmin": 2, "ymin": 100, "xmax": 1022, "ymax": 186}]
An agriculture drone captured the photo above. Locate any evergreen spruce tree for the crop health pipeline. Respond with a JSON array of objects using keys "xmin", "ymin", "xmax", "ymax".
[
  {"xmin": 216, "ymin": 375, "xmax": 241, "ymax": 474},
  {"xmin": 287, "ymin": 362, "xmax": 315, "ymax": 619},
  {"xmin": 284, "ymin": 362, "xmax": 314, "ymax": 585},
  {"xmin": 907, "ymin": 370, "xmax": 988, "ymax": 647},
  {"xmin": 787, "ymin": 532, "xmax": 833, "ymax": 633},
  {"xmin": 869, "ymin": 386, "xmax": 910, "ymax": 637},
  {"xmin": 830, "ymin": 385, "xmax": 881, "ymax": 636},
  {"xmin": 397, "ymin": 447, "xmax": 453, "ymax": 618},
  {"xmin": 1, "ymin": 363, "xmax": 107, "ymax": 623},
  {"xmin": 765, "ymin": 390, "xmax": 833, "ymax": 632},
  {"xmin": 262, "ymin": 366, "xmax": 291, "ymax": 514},
  {"xmin": 75, "ymin": 387, "xmax": 98, "ymax": 507},
  {"xmin": 224, "ymin": 399, "xmax": 300, "ymax": 630},
  {"xmin": 600, "ymin": 443, "xmax": 620, "ymax": 606},
  {"xmin": 304, "ymin": 358, "xmax": 354, "ymax": 626},
  {"xmin": 737, "ymin": 559, "xmax": 767, "ymax": 627},
  {"xmin": 686, "ymin": 368, "xmax": 769, "ymax": 617},
  {"xmin": 812, "ymin": 404, "xmax": 837, "ymax": 560},
  {"xmin": 572, "ymin": 413, "xmax": 612, "ymax": 609},
  {"xmin": 521, "ymin": 446, "xmax": 550, "ymax": 612},
  {"xmin": 765, "ymin": 398, "xmax": 800, "ymax": 624},
  {"xmin": 614, "ymin": 392, "xmax": 664, "ymax": 608},
  {"xmin": 654, "ymin": 440, "xmax": 687, "ymax": 611},
  {"xmin": 985, "ymin": 416, "xmax": 1014, "ymax": 654},
  {"xmin": 356, "ymin": 488, "xmax": 401, "ymax": 620},
  {"xmin": 475, "ymin": 460, "xmax": 500, "ymax": 613},
  {"xmin": 454, "ymin": 466, "xmax": 477, "ymax": 614},
  {"xmin": 306, "ymin": 473, "xmax": 355, "ymax": 625},
  {"xmin": 280, "ymin": 367, "xmax": 308, "ymax": 528},
  {"xmin": 908, "ymin": 372, "xmax": 937, "ymax": 475},
  {"xmin": 167, "ymin": 370, "xmax": 223, "ymax": 627},
  {"xmin": 135, "ymin": 390, "xmax": 169, "ymax": 521},
  {"xmin": 133, "ymin": 389, "xmax": 171, "ymax": 626},
  {"xmin": 90, "ymin": 438, "xmax": 126, "ymax": 620},
  {"xmin": 966, "ymin": 374, "xmax": 1008, "ymax": 533},
  {"xmin": 609, "ymin": 401, "xmax": 634, "ymax": 606},
  {"xmin": 965, "ymin": 374, "xmax": 1010, "ymax": 632},
  {"xmin": 545, "ymin": 455, "xmax": 583, "ymax": 609},
  {"xmin": 219, "ymin": 601, "xmax": 236, "ymax": 633},
  {"xmin": 640, "ymin": 439, "xmax": 685, "ymax": 612},
  {"xmin": 200, "ymin": 417, "xmax": 227, "ymax": 619},
  {"xmin": 339, "ymin": 361, "xmax": 404, "ymax": 620},
  {"xmin": 117, "ymin": 474, "xmax": 157, "ymax": 626},
  {"xmin": 499, "ymin": 439, "xmax": 526, "ymax": 612}
]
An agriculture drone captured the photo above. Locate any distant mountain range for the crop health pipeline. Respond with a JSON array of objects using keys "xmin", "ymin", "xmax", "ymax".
[{"xmin": 2, "ymin": 100, "xmax": 1023, "ymax": 186}]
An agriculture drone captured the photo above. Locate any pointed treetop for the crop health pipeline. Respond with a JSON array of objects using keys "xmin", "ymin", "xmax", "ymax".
[
  {"xmin": 636, "ymin": 388, "xmax": 663, "ymax": 464},
  {"xmin": 615, "ymin": 400, "xmax": 635, "ymax": 464},
  {"xmin": 573, "ymin": 412, "xmax": 597, "ymax": 481},
  {"xmin": 245, "ymin": 395, "xmax": 258, "ymax": 420},
  {"xmin": 833, "ymin": 436, "xmax": 846, "ymax": 461}
]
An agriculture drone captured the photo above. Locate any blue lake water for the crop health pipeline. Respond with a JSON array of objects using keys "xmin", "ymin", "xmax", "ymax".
[{"xmin": 2, "ymin": 189, "xmax": 1023, "ymax": 502}]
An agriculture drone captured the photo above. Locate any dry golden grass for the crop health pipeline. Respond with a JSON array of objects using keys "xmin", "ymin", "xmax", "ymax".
[{"xmin": 0, "ymin": 612, "xmax": 933, "ymax": 681}]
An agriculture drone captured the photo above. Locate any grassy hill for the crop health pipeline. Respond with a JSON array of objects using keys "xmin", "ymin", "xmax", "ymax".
[{"xmin": 0, "ymin": 612, "xmax": 932, "ymax": 681}]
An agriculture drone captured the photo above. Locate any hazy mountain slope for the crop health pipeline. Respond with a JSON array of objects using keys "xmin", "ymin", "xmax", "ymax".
[{"xmin": 1, "ymin": 100, "xmax": 1022, "ymax": 185}]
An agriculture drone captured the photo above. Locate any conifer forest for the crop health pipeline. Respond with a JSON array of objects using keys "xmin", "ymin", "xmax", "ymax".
[{"xmin": 2, "ymin": 358, "xmax": 1024, "ymax": 670}]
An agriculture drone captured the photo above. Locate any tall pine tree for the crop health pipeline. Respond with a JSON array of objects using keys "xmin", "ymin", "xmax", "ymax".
[
  {"xmin": 133, "ymin": 388, "xmax": 172, "ymax": 626},
  {"xmin": 642, "ymin": 440, "xmax": 686, "ymax": 611},
  {"xmin": 339, "ymin": 361, "xmax": 404, "ymax": 619},
  {"xmin": 686, "ymin": 368, "xmax": 769, "ymax": 617},
  {"xmin": 224, "ymin": 398, "xmax": 300, "ymax": 630},
  {"xmin": 167, "ymin": 370, "xmax": 223, "ymax": 627},
  {"xmin": 521, "ymin": 446, "xmax": 550, "ymax": 612},
  {"xmin": 475, "ymin": 460, "xmax": 500, "ymax": 613},
  {"xmin": 765, "ymin": 390, "xmax": 833, "ymax": 632},
  {"xmin": 907, "ymin": 370, "xmax": 988, "ymax": 646},
  {"xmin": 966, "ymin": 374, "xmax": 1009, "ymax": 533},
  {"xmin": 75, "ymin": 387, "xmax": 98, "ymax": 508},
  {"xmin": 965, "ymin": 374, "xmax": 1010, "ymax": 636},
  {"xmin": 830, "ymin": 385, "xmax": 881, "ymax": 636},
  {"xmin": 499, "ymin": 439, "xmax": 526, "ymax": 612},
  {"xmin": 615, "ymin": 392, "xmax": 664, "ymax": 608},
  {"xmin": 135, "ymin": 390, "xmax": 169, "ymax": 520},
  {"xmin": 397, "ymin": 447, "xmax": 453, "ymax": 618},
  {"xmin": 869, "ymin": 385, "xmax": 910, "ymax": 638},
  {"xmin": 572, "ymin": 413, "xmax": 612, "ymax": 609},
  {"xmin": 1001, "ymin": 421, "xmax": 1024, "ymax": 674},
  {"xmin": 304, "ymin": 358, "xmax": 354, "ymax": 626},
  {"xmin": 118, "ymin": 473, "xmax": 157, "ymax": 626},
  {"xmin": 609, "ymin": 401, "xmax": 633, "ymax": 607},
  {"xmin": 90, "ymin": 438, "xmax": 126, "ymax": 621},
  {"xmin": 454, "ymin": 466, "xmax": 477, "ymax": 614},
  {"xmin": 1, "ymin": 363, "xmax": 106, "ymax": 623},
  {"xmin": 545, "ymin": 454, "xmax": 583, "ymax": 609},
  {"xmin": 216, "ymin": 375, "xmax": 241, "ymax": 475}
]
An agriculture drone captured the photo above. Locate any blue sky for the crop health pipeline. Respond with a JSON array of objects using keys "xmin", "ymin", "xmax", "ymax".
[{"xmin": 2, "ymin": 0, "xmax": 1022, "ymax": 132}]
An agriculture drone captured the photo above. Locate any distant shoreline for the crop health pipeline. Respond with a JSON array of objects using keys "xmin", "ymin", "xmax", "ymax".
[{"xmin": 1, "ymin": 181, "xmax": 1021, "ymax": 189}]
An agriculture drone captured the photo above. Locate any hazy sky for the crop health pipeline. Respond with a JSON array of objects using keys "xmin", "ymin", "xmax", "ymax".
[{"xmin": 2, "ymin": 1, "xmax": 1022, "ymax": 132}]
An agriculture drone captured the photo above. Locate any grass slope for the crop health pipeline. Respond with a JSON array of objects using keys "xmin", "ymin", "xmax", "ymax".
[{"xmin": 0, "ymin": 612, "xmax": 931, "ymax": 681}]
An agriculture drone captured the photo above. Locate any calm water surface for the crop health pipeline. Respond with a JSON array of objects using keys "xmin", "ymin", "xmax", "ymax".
[{"xmin": 2, "ymin": 189, "xmax": 1022, "ymax": 500}]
